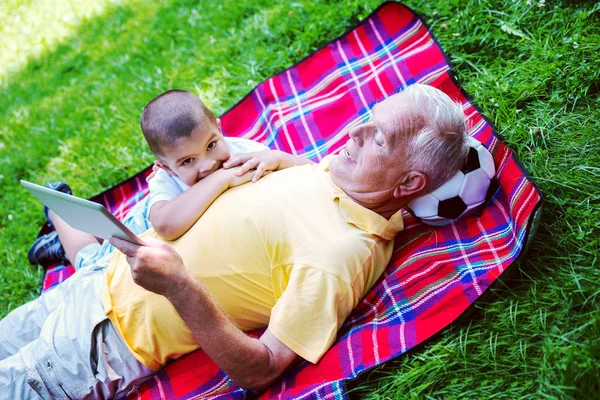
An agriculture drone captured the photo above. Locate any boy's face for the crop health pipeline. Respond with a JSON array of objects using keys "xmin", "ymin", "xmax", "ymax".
[{"xmin": 156, "ymin": 118, "xmax": 231, "ymax": 187}]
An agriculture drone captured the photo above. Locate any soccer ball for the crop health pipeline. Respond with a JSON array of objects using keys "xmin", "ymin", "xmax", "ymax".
[{"xmin": 406, "ymin": 136, "xmax": 496, "ymax": 226}]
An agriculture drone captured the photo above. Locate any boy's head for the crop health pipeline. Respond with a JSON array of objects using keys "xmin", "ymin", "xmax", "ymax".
[{"xmin": 140, "ymin": 90, "xmax": 231, "ymax": 186}]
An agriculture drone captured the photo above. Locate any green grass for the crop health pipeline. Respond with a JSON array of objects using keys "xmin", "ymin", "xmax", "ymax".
[{"xmin": 1, "ymin": 0, "xmax": 599, "ymax": 398}]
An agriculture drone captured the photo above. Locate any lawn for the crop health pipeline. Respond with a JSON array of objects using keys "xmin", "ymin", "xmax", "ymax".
[{"xmin": 1, "ymin": 0, "xmax": 598, "ymax": 398}]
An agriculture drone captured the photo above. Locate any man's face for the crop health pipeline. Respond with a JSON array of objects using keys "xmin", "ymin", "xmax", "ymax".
[
  {"xmin": 157, "ymin": 120, "xmax": 231, "ymax": 187},
  {"xmin": 329, "ymin": 92, "xmax": 421, "ymax": 204}
]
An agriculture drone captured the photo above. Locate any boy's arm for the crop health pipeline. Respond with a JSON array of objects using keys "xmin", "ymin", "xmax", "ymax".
[
  {"xmin": 149, "ymin": 167, "xmax": 251, "ymax": 241},
  {"xmin": 223, "ymin": 150, "xmax": 314, "ymax": 182}
]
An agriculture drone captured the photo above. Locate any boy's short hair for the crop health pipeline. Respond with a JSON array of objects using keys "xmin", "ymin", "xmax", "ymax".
[{"xmin": 140, "ymin": 90, "xmax": 217, "ymax": 157}]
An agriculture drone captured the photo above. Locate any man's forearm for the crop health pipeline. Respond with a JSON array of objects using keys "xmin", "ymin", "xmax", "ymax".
[{"xmin": 165, "ymin": 273, "xmax": 282, "ymax": 390}]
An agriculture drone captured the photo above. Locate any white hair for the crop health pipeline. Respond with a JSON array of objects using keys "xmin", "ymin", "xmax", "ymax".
[{"xmin": 401, "ymin": 84, "xmax": 470, "ymax": 193}]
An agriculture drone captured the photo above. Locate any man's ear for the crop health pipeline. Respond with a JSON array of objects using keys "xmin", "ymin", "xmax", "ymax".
[
  {"xmin": 155, "ymin": 160, "xmax": 176, "ymax": 176},
  {"xmin": 393, "ymin": 171, "xmax": 427, "ymax": 199}
]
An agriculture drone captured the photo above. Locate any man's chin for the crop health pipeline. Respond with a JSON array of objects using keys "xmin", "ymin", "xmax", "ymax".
[
  {"xmin": 328, "ymin": 156, "xmax": 348, "ymax": 186},
  {"xmin": 329, "ymin": 154, "xmax": 342, "ymax": 172}
]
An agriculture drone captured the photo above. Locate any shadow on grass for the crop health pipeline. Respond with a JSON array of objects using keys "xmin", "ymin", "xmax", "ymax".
[{"xmin": 0, "ymin": 0, "xmax": 371, "ymax": 191}]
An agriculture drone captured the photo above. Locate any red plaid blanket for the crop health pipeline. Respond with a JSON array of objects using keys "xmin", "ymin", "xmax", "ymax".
[{"xmin": 40, "ymin": 2, "xmax": 542, "ymax": 398}]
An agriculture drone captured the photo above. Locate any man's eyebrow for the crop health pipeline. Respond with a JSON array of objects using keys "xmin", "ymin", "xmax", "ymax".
[
  {"xmin": 371, "ymin": 105, "xmax": 386, "ymax": 138},
  {"xmin": 371, "ymin": 105, "xmax": 380, "ymax": 130},
  {"xmin": 371, "ymin": 104, "xmax": 379, "ymax": 119}
]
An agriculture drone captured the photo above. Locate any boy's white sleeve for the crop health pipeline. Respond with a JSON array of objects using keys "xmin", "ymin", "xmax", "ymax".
[
  {"xmin": 147, "ymin": 169, "xmax": 186, "ymax": 208},
  {"xmin": 224, "ymin": 137, "xmax": 270, "ymax": 155}
]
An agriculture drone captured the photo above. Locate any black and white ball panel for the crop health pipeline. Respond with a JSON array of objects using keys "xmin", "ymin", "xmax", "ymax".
[
  {"xmin": 462, "ymin": 147, "xmax": 480, "ymax": 174},
  {"xmin": 472, "ymin": 140, "xmax": 495, "ymax": 179},
  {"xmin": 438, "ymin": 196, "xmax": 468, "ymax": 219}
]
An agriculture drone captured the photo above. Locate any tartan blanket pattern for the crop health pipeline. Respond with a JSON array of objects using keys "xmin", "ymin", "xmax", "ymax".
[
  {"xmin": 41, "ymin": 171, "xmax": 151, "ymax": 290},
  {"xmin": 39, "ymin": 2, "xmax": 542, "ymax": 399}
]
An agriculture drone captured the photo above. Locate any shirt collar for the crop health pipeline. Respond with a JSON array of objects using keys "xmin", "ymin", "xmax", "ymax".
[{"xmin": 317, "ymin": 155, "xmax": 404, "ymax": 240}]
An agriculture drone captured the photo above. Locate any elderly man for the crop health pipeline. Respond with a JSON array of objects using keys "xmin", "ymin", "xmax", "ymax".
[{"xmin": 0, "ymin": 84, "xmax": 469, "ymax": 398}]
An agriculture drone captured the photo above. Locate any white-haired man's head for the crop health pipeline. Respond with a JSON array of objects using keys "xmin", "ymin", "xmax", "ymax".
[
  {"xmin": 329, "ymin": 84, "xmax": 470, "ymax": 218},
  {"xmin": 401, "ymin": 84, "xmax": 470, "ymax": 192}
]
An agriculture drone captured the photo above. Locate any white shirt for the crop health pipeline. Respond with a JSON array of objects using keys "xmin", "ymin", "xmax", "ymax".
[{"xmin": 147, "ymin": 137, "xmax": 269, "ymax": 208}]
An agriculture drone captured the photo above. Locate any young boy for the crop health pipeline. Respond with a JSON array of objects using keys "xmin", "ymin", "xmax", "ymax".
[{"xmin": 28, "ymin": 90, "xmax": 313, "ymax": 268}]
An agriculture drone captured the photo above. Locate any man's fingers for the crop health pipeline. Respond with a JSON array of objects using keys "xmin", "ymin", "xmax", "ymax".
[{"xmin": 109, "ymin": 237, "xmax": 142, "ymax": 258}]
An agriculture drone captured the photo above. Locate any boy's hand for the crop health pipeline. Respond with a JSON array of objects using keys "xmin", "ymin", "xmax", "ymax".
[
  {"xmin": 226, "ymin": 166, "xmax": 256, "ymax": 188},
  {"xmin": 146, "ymin": 161, "xmax": 161, "ymax": 182},
  {"xmin": 223, "ymin": 150, "xmax": 282, "ymax": 182},
  {"xmin": 210, "ymin": 166, "xmax": 255, "ymax": 189}
]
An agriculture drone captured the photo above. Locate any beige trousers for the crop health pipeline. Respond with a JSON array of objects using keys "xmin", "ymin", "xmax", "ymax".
[{"xmin": 0, "ymin": 261, "xmax": 153, "ymax": 399}]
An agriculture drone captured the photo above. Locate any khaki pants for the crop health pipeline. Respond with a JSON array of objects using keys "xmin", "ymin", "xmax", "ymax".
[{"xmin": 0, "ymin": 261, "xmax": 153, "ymax": 399}]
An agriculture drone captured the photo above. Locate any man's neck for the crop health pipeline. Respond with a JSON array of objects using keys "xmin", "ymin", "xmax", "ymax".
[{"xmin": 343, "ymin": 190, "xmax": 404, "ymax": 220}]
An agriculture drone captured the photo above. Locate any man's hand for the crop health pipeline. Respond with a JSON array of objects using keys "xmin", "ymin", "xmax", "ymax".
[
  {"xmin": 110, "ymin": 238, "xmax": 300, "ymax": 392},
  {"xmin": 223, "ymin": 150, "xmax": 283, "ymax": 182},
  {"xmin": 109, "ymin": 237, "xmax": 190, "ymax": 297}
]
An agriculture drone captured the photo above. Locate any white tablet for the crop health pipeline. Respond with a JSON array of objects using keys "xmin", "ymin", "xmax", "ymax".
[{"xmin": 21, "ymin": 180, "xmax": 144, "ymax": 245}]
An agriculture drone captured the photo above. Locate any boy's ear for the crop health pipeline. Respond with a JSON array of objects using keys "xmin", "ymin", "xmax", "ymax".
[
  {"xmin": 154, "ymin": 160, "xmax": 176, "ymax": 176},
  {"xmin": 393, "ymin": 171, "xmax": 427, "ymax": 199},
  {"xmin": 216, "ymin": 117, "xmax": 222, "ymax": 133}
]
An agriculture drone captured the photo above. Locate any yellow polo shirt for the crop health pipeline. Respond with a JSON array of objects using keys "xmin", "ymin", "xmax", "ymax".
[{"xmin": 102, "ymin": 156, "xmax": 404, "ymax": 369}]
